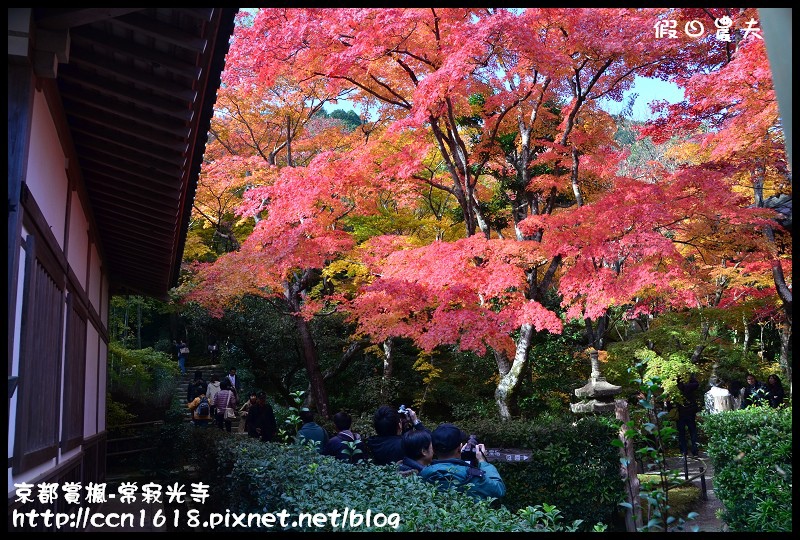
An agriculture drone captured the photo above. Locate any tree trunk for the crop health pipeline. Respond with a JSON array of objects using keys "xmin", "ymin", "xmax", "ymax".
[
  {"xmin": 323, "ymin": 340, "xmax": 370, "ymax": 382},
  {"xmin": 283, "ymin": 271, "xmax": 330, "ymax": 418},
  {"xmin": 491, "ymin": 256, "xmax": 562, "ymax": 419},
  {"xmin": 382, "ymin": 338, "xmax": 394, "ymax": 380},
  {"xmin": 778, "ymin": 323, "xmax": 792, "ymax": 399},
  {"xmin": 755, "ymin": 164, "xmax": 792, "ymax": 397},
  {"xmin": 293, "ymin": 313, "xmax": 330, "ymax": 419},
  {"xmin": 584, "ymin": 314, "xmax": 608, "ymax": 350},
  {"xmin": 494, "ymin": 323, "xmax": 534, "ymax": 420},
  {"xmin": 570, "ymin": 147, "xmax": 584, "ymax": 207},
  {"xmin": 382, "ymin": 337, "xmax": 394, "ymax": 401},
  {"xmin": 690, "ymin": 319, "xmax": 712, "ymax": 364},
  {"xmin": 123, "ymin": 300, "xmax": 129, "ymax": 347},
  {"xmin": 286, "ymin": 115, "xmax": 293, "ymax": 166},
  {"xmin": 137, "ymin": 300, "xmax": 142, "ymax": 349},
  {"xmin": 742, "ymin": 318, "xmax": 751, "ymax": 355}
]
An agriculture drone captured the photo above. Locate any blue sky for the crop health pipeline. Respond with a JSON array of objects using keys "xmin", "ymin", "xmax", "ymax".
[
  {"xmin": 326, "ymin": 76, "xmax": 685, "ymax": 122},
  {"xmin": 598, "ymin": 76, "xmax": 685, "ymax": 121}
]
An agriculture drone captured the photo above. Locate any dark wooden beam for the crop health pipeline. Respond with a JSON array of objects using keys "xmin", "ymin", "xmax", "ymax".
[
  {"xmin": 68, "ymin": 43, "xmax": 198, "ymax": 103},
  {"xmin": 60, "ymin": 98, "xmax": 190, "ymax": 140},
  {"xmin": 35, "ymin": 9, "xmax": 147, "ymax": 30},
  {"xmin": 71, "ymin": 28, "xmax": 202, "ymax": 80},
  {"xmin": 59, "ymin": 70, "xmax": 193, "ymax": 121},
  {"xmin": 112, "ymin": 13, "xmax": 209, "ymax": 53},
  {"xmin": 80, "ymin": 162, "xmax": 181, "ymax": 194}
]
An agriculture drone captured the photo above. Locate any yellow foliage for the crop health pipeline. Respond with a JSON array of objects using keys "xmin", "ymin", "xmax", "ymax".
[
  {"xmin": 664, "ymin": 141, "xmax": 707, "ymax": 165},
  {"xmin": 321, "ymin": 259, "xmax": 372, "ymax": 294},
  {"xmin": 731, "ymin": 168, "xmax": 790, "ymax": 200},
  {"xmin": 413, "ymin": 353, "xmax": 443, "ymax": 386},
  {"xmin": 182, "ymin": 234, "xmax": 213, "ymax": 260},
  {"xmin": 364, "ymin": 343, "xmax": 384, "ymax": 358}
]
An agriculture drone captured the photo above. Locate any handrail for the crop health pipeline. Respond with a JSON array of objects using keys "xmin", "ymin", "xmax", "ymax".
[
  {"xmin": 640, "ymin": 456, "xmax": 708, "ymax": 501},
  {"xmin": 106, "ymin": 420, "xmax": 165, "ymax": 465},
  {"xmin": 673, "ymin": 455, "xmax": 708, "ymax": 501},
  {"xmin": 107, "ymin": 435, "xmax": 149, "ymax": 443},
  {"xmin": 107, "ymin": 447, "xmax": 157, "ymax": 458},
  {"xmin": 108, "ymin": 420, "xmax": 164, "ymax": 431}
]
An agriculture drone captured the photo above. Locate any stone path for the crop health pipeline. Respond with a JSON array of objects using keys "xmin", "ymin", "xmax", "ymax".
[{"xmin": 664, "ymin": 453, "xmax": 728, "ymax": 532}]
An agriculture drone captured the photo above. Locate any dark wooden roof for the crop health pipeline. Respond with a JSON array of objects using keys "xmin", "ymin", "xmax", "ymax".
[{"xmin": 33, "ymin": 8, "xmax": 238, "ymax": 298}]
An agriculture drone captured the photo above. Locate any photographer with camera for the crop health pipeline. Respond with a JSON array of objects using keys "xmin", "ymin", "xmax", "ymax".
[
  {"xmin": 397, "ymin": 404, "xmax": 418, "ymax": 434},
  {"xmin": 420, "ymin": 423, "xmax": 506, "ymax": 501},
  {"xmin": 366, "ymin": 404, "xmax": 430, "ymax": 466}
]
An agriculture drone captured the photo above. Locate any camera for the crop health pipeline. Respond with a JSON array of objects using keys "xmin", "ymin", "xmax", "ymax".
[
  {"xmin": 461, "ymin": 434, "xmax": 479, "ymax": 467},
  {"xmin": 397, "ymin": 404, "xmax": 411, "ymax": 417}
]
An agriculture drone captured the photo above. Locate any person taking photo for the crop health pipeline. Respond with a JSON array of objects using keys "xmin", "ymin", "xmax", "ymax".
[{"xmin": 420, "ymin": 423, "xmax": 506, "ymax": 500}]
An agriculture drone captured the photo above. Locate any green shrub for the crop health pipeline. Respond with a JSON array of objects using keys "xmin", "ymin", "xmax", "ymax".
[
  {"xmin": 146, "ymin": 406, "xmax": 623, "ymax": 531},
  {"xmin": 189, "ymin": 435, "xmax": 603, "ymax": 532},
  {"xmin": 108, "ymin": 342, "xmax": 178, "ymax": 407},
  {"xmin": 141, "ymin": 404, "xmax": 623, "ymax": 532},
  {"xmin": 701, "ymin": 406, "xmax": 792, "ymax": 532},
  {"xmin": 106, "ymin": 394, "xmax": 136, "ymax": 428},
  {"xmin": 424, "ymin": 414, "xmax": 622, "ymax": 528}
]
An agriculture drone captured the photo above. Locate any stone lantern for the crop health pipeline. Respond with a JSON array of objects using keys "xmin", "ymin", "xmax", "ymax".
[{"xmin": 571, "ymin": 349, "xmax": 622, "ymax": 414}]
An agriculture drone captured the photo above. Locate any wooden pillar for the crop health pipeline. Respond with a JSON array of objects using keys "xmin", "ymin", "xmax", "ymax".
[{"xmin": 8, "ymin": 9, "xmax": 36, "ymax": 375}]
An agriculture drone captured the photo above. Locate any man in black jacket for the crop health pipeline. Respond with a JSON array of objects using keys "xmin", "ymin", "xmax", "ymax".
[
  {"xmin": 323, "ymin": 411, "xmax": 368, "ymax": 463},
  {"xmin": 676, "ymin": 373, "xmax": 700, "ymax": 457},
  {"xmin": 366, "ymin": 405, "xmax": 428, "ymax": 465},
  {"xmin": 398, "ymin": 429, "xmax": 434, "ymax": 475},
  {"xmin": 186, "ymin": 370, "xmax": 206, "ymax": 404},
  {"xmin": 247, "ymin": 392, "xmax": 277, "ymax": 442},
  {"xmin": 741, "ymin": 373, "xmax": 768, "ymax": 408}
]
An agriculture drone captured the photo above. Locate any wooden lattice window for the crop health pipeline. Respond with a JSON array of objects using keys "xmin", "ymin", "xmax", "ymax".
[
  {"xmin": 13, "ymin": 234, "xmax": 65, "ymax": 473},
  {"xmin": 61, "ymin": 291, "xmax": 87, "ymax": 452}
]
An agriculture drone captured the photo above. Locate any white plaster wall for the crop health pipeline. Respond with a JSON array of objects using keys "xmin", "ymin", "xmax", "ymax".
[
  {"xmin": 101, "ymin": 276, "xmax": 109, "ymax": 327},
  {"xmin": 67, "ymin": 195, "xmax": 89, "ymax": 289},
  {"xmin": 88, "ymin": 243, "xmax": 102, "ymax": 313},
  {"xmin": 9, "ymin": 89, "xmax": 110, "ymax": 495},
  {"xmin": 25, "ymin": 90, "xmax": 69, "ymax": 250}
]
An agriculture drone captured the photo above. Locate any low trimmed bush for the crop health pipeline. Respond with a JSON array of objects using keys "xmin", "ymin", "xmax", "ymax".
[
  {"xmin": 182, "ymin": 432, "xmax": 606, "ymax": 532},
  {"xmin": 701, "ymin": 405, "xmax": 792, "ymax": 532}
]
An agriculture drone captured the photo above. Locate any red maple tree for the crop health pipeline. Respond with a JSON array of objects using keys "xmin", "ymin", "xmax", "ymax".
[{"xmin": 187, "ymin": 8, "xmax": 788, "ymax": 418}]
